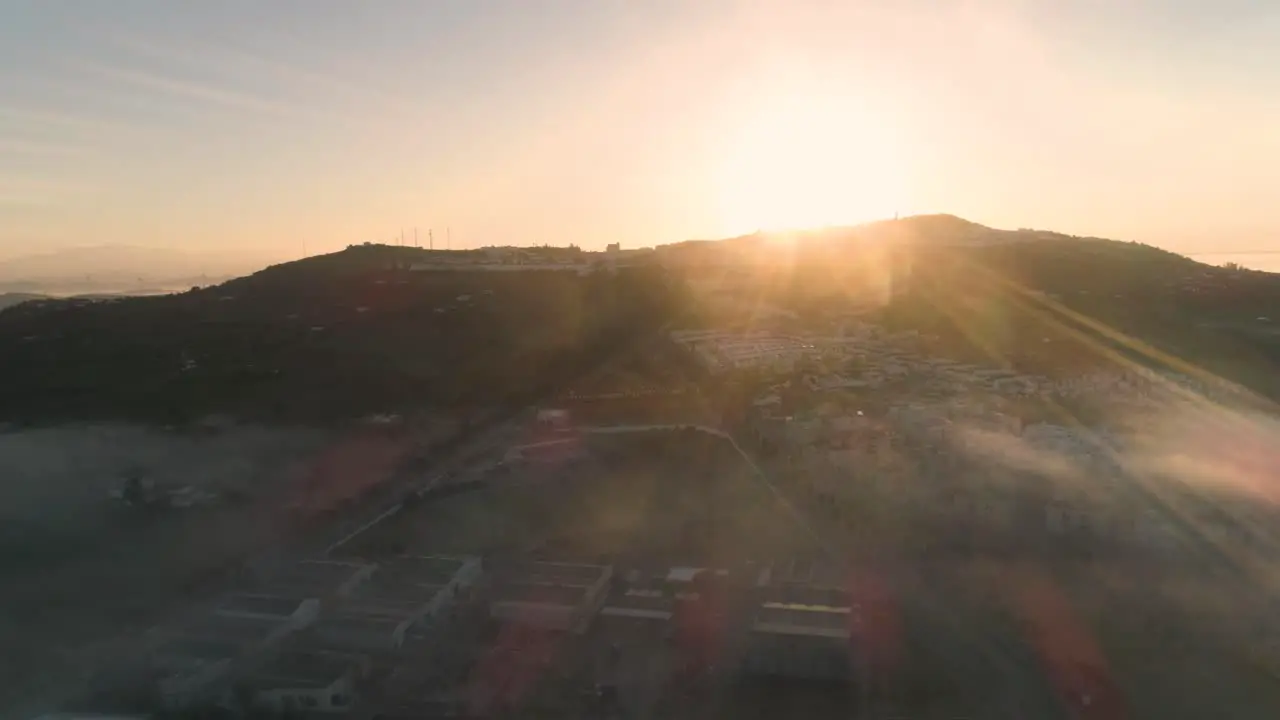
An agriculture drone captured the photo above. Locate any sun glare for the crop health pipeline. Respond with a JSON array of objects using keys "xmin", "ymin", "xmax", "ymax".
[{"xmin": 717, "ymin": 93, "xmax": 910, "ymax": 236}]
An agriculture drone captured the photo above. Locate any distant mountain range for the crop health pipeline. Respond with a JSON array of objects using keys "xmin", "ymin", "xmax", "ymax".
[
  {"xmin": 0, "ymin": 293, "xmax": 48, "ymax": 311},
  {"xmin": 0, "ymin": 245, "xmax": 266, "ymax": 295}
]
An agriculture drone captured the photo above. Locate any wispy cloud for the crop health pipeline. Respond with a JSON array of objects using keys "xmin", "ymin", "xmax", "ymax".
[
  {"xmin": 0, "ymin": 183, "xmax": 85, "ymax": 208},
  {"xmin": 0, "ymin": 138, "xmax": 92, "ymax": 157},
  {"xmin": 104, "ymin": 30, "xmax": 410, "ymax": 122},
  {"xmin": 84, "ymin": 63, "xmax": 289, "ymax": 116}
]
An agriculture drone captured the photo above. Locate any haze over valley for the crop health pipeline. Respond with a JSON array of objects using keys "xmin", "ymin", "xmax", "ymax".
[{"xmin": 7, "ymin": 2, "xmax": 1280, "ymax": 718}]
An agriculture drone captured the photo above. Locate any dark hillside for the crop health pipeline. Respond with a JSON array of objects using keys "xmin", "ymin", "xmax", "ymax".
[
  {"xmin": 883, "ymin": 237, "xmax": 1280, "ymax": 397},
  {"xmin": 0, "ymin": 246, "xmax": 679, "ymax": 423},
  {"xmin": 664, "ymin": 215, "xmax": 1280, "ymax": 397}
]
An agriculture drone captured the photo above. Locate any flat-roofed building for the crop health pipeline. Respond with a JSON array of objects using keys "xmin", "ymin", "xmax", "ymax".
[
  {"xmin": 376, "ymin": 664, "xmax": 470, "ymax": 719},
  {"xmin": 302, "ymin": 555, "xmax": 482, "ymax": 652},
  {"xmin": 152, "ymin": 614, "xmax": 304, "ymax": 712},
  {"xmin": 383, "ymin": 554, "xmax": 481, "ymax": 586},
  {"xmin": 742, "ymin": 560, "xmax": 855, "ymax": 681},
  {"xmin": 213, "ymin": 593, "xmax": 320, "ymax": 627},
  {"xmin": 758, "ymin": 557, "xmax": 845, "ymax": 590},
  {"xmin": 307, "ymin": 611, "xmax": 414, "ymax": 653},
  {"xmin": 237, "ymin": 651, "xmax": 366, "ymax": 715},
  {"xmin": 264, "ymin": 559, "xmax": 375, "ymax": 599},
  {"xmin": 601, "ymin": 590, "xmax": 676, "ymax": 622},
  {"xmin": 744, "ymin": 604, "xmax": 854, "ymax": 680},
  {"xmin": 489, "ymin": 561, "xmax": 611, "ymax": 633},
  {"xmin": 602, "ymin": 566, "xmax": 729, "ymax": 624},
  {"xmin": 365, "ymin": 555, "xmax": 482, "ymax": 625}
]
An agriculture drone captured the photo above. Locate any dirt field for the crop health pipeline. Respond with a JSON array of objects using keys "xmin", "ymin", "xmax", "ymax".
[{"xmin": 344, "ymin": 431, "xmax": 819, "ymax": 567}]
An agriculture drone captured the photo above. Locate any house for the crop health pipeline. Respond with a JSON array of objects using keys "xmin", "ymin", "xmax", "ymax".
[{"xmin": 489, "ymin": 561, "xmax": 612, "ymax": 632}]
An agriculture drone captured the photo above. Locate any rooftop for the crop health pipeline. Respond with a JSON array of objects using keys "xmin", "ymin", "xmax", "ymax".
[
  {"xmin": 178, "ymin": 615, "xmax": 286, "ymax": 646},
  {"xmin": 492, "ymin": 581, "xmax": 594, "ymax": 607},
  {"xmin": 215, "ymin": 593, "xmax": 308, "ymax": 618},
  {"xmin": 507, "ymin": 561, "xmax": 609, "ymax": 586},
  {"xmin": 311, "ymin": 611, "xmax": 408, "ymax": 637},
  {"xmin": 758, "ymin": 586, "xmax": 849, "ymax": 610},
  {"xmin": 242, "ymin": 651, "xmax": 361, "ymax": 691},
  {"xmin": 753, "ymin": 606, "xmax": 852, "ymax": 634},
  {"xmin": 266, "ymin": 559, "xmax": 372, "ymax": 596},
  {"xmin": 758, "ymin": 558, "xmax": 846, "ymax": 590},
  {"xmin": 601, "ymin": 591, "xmax": 675, "ymax": 620},
  {"xmin": 357, "ymin": 577, "xmax": 448, "ymax": 605},
  {"xmin": 377, "ymin": 555, "xmax": 473, "ymax": 585},
  {"xmin": 153, "ymin": 637, "xmax": 244, "ymax": 665},
  {"xmin": 346, "ymin": 594, "xmax": 439, "ymax": 618}
]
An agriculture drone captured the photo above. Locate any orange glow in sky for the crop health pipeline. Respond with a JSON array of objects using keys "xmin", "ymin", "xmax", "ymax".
[{"xmin": 3, "ymin": 1, "xmax": 1279, "ymax": 263}]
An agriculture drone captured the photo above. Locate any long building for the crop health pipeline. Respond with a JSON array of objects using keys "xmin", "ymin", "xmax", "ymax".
[
  {"xmin": 305, "ymin": 555, "xmax": 481, "ymax": 652},
  {"xmin": 489, "ymin": 561, "xmax": 612, "ymax": 633},
  {"xmin": 741, "ymin": 560, "xmax": 856, "ymax": 682}
]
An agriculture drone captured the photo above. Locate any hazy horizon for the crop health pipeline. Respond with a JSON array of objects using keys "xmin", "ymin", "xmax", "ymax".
[{"xmin": 5, "ymin": 1, "xmax": 1279, "ymax": 265}]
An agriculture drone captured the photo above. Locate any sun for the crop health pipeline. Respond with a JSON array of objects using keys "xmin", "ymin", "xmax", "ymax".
[{"xmin": 716, "ymin": 92, "xmax": 910, "ymax": 236}]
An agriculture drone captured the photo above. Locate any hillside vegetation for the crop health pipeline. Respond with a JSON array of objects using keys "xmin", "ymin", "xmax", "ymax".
[
  {"xmin": 0, "ymin": 245, "xmax": 678, "ymax": 423},
  {"xmin": 663, "ymin": 216, "xmax": 1280, "ymax": 397},
  {"xmin": 5, "ymin": 218, "xmax": 1280, "ymax": 423}
]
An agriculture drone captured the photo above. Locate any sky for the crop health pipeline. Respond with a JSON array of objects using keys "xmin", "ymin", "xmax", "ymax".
[{"xmin": 3, "ymin": 0, "xmax": 1280, "ymax": 266}]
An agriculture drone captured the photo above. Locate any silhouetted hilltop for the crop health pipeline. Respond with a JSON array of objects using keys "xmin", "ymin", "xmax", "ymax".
[{"xmin": 5, "ymin": 221, "xmax": 1279, "ymax": 422}]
